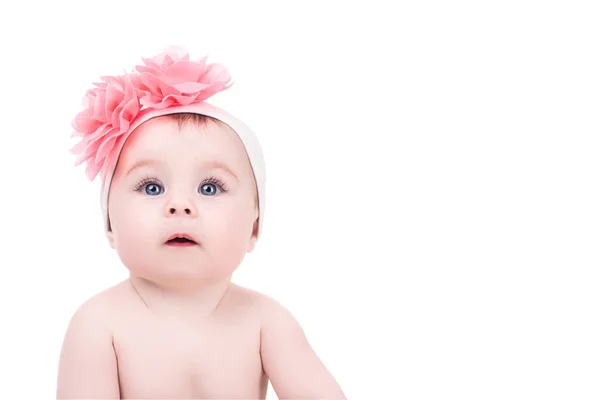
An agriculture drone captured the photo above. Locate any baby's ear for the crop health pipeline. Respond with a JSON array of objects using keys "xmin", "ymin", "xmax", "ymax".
[
  {"xmin": 246, "ymin": 217, "xmax": 259, "ymax": 253},
  {"xmin": 106, "ymin": 230, "xmax": 116, "ymax": 249}
]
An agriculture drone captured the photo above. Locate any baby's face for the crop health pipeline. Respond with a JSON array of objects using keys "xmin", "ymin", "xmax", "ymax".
[{"xmin": 106, "ymin": 116, "xmax": 259, "ymax": 289}]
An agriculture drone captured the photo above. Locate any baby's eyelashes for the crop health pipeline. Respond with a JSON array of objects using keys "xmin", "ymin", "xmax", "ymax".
[
  {"xmin": 132, "ymin": 176, "xmax": 229, "ymax": 196},
  {"xmin": 133, "ymin": 177, "xmax": 164, "ymax": 195},
  {"xmin": 198, "ymin": 176, "xmax": 229, "ymax": 195}
]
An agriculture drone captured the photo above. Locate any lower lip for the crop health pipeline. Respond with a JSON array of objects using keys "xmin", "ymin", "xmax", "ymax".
[{"xmin": 166, "ymin": 241, "xmax": 197, "ymax": 247}]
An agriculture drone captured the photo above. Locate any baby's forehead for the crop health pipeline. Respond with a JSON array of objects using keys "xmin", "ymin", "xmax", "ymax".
[
  {"xmin": 117, "ymin": 115, "xmax": 251, "ymax": 173},
  {"xmin": 127, "ymin": 116, "xmax": 242, "ymax": 154}
]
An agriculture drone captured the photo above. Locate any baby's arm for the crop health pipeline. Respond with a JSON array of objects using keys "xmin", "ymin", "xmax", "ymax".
[
  {"xmin": 259, "ymin": 298, "xmax": 346, "ymax": 399},
  {"xmin": 56, "ymin": 296, "xmax": 120, "ymax": 399}
]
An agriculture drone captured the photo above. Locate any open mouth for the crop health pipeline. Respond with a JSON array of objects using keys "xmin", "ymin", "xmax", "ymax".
[{"xmin": 165, "ymin": 236, "xmax": 198, "ymax": 247}]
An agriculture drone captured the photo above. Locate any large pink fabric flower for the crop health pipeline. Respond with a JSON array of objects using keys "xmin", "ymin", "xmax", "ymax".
[
  {"xmin": 135, "ymin": 46, "xmax": 232, "ymax": 109},
  {"xmin": 70, "ymin": 74, "xmax": 140, "ymax": 180},
  {"xmin": 69, "ymin": 47, "xmax": 232, "ymax": 180}
]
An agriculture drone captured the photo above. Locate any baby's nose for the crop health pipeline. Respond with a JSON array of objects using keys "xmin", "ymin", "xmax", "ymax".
[
  {"xmin": 165, "ymin": 199, "xmax": 197, "ymax": 217},
  {"xmin": 169, "ymin": 206, "xmax": 192, "ymax": 215}
]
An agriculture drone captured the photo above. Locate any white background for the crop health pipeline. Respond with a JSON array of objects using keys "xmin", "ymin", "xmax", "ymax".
[{"xmin": 0, "ymin": 1, "xmax": 598, "ymax": 399}]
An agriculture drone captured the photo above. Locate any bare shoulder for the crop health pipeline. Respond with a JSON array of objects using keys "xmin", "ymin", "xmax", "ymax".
[
  {"xmin": 238, "ymin": 285, "xmax": 347, "ymax": 399},
  {"xmin": 228, "ymin": 284, "xmax": 282, "ymax": 311},
  {"xmin": 227, "ymin": 284, "xmax": 300, "ymax": 329},
  {"xmin": 68, "ymin": 281, "xmax": 121, "ymax": 319},
  {"xmin": 57, "ymin": 282, "xmax": 127, "ymax": 398},
  {"xmin": 72, "ymin": 280, "xmax": 131, "ymax": 317},
  {"xmin": 61, "ymin": 280, "xmax": 136, "ymax": 340}
]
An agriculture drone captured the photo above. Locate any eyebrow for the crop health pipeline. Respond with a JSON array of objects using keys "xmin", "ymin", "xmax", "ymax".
[
  {"xmin": 202, "ymin": 160, "xmax": 239, "ymax": 181},
  {"xmin": 125, "ymin": 159, "xmax": 239, "ymax": 181},
  {"xmin": 125, "ymin": 159, "xmax": 162, "ymax": 177}
]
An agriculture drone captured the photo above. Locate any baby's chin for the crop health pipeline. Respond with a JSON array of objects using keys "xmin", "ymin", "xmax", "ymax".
[{"xmin": 126, "ymin": 261, "xmax": 237, "ymax": 289}]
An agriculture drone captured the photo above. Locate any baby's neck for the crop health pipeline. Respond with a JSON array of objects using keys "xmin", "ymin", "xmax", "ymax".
[{"xmin": 127, "ymin": 274, "xmax": 233, "ymax": 319}]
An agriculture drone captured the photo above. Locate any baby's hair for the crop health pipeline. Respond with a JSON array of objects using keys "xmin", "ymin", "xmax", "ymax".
[{"xmin": 167, "ymin": 113, "xmax": 222, "ymax": 130}]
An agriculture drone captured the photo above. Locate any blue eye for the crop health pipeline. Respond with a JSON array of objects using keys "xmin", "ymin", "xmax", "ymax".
[
  {"xmin": 144, "ymin": 183, "xmax": 163, "ymax": 196},
  {"xmin": 199, "ymin": 183, "xmax": 220, "ymax": 196},
  {"xmin": 198, "ymin": 177, "xmax": 228, "ymax": 196},
  {"xmin": 134, "ymin": 178, "xmax": 164, "ymax": 195}
]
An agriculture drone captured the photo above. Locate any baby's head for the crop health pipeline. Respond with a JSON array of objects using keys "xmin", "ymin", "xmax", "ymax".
[
  {"xmin": 70, "ymin": 47, "xmax": 265, "ymax": 288},
  {"xmin": 106, "ymin": 113, "xmax": 259, "ymax": 287}
]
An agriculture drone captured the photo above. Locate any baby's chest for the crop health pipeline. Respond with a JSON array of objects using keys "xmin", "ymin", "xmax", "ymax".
[{"xmin": 113, "ymin": 318, "xmax": 265, "ymax": 399}]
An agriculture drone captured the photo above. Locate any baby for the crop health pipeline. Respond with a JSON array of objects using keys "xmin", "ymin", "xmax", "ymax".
[{"xmin": 57, "ymin": 47, "xmax": 346, "ymax": 399}]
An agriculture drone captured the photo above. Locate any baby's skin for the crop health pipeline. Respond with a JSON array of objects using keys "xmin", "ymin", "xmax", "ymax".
[
  {"xmin": 57, "ymin": 115, "xmax": 345, "ymax": 399},
  {"xmin": 57, "ymin": 278, "xmax": 344, "ymax": 399}
]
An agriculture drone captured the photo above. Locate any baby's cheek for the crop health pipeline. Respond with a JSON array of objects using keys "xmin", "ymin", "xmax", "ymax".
[
  {"xmin": 212, "ymin": 214, "xmax": 254, "ymax": 262},
  {"xmin": 114, "ymin": 201, "xmax": 155, "ymax": 234},
  {"xmin": 111, "ymin": 205, "xmax": 160, "ymax": 268}
]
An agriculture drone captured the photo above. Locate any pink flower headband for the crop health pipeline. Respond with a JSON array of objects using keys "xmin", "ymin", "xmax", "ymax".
[{"xmin": 69, "ymin": 46, "xmax": 266, "ymax": 239}]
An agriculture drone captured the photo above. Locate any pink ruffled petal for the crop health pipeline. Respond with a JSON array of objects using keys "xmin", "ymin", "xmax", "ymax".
[
  {"xmin": 161, "ymin": 54, "xmax": 176, "ymax": 69},
  {"xmin": 74, "ymin": 138, "xmax": 102, "ymax": 165},
  {"xmin": 124, "ymin": 80, "xmax": 139, "ymax": 101},
  {"xmin": 92, "ymin": 91, "xmax": 107, "ymax": 122},
  {"xmin": 135, "ymin": 64, "xmax": 161, "ymax": 76},
  {"xmin": 120, "ymin": 77, "xmax": 140, "ymax": 125},
  {"xmin": 142, "ymin": 95, "xmax": 175, "ymax": 109},
  {"xmin": 193, "ymin": 91, "xmax": 214, "ymax": 102},
  {"xmin": 128, "ymin": 73, "xmax": 143, "ymax": 87},
  {"xmin": 74, "ymin": 152, "xmax": 89, "ymax": 167},
  {"xmin": 76, "ymin": 142, "xmax": 100, "ymax": 164},
  {"xmin": 72, "ymin": 114, "xmax": 102, "ymax": 134},
  {"xmin": 71, "ymin": 109, "xmax": 92, "ymax": 129},
  {"xmin": 110, "ymin": 104, "xmax": 122, "ymax": 128},
  {"xmin": 160, "ymin": 81, "xmax": 181, "ymax": 96},
  {"xmin": 171, "ymin": 81, "xmax": 212, "ymax": 94},
  {"xmin": 84, "ymin": 87, "xmax": 102, "ymax": 101},
  {"xmin": 108, "ymin": 89, "xmax": 131, "ymax": 127},
  {"xmin": 157, "ymin": 45, "xmax": 189, "ymax": 63},
  {"xmin": 105, "ymin": 83, "xmax": 124, "ymax": 114},
  {"xmin": 118, "ymin": 99, "xmax": 139, "ymax": 134},
  {"xmin": 165, "ymin": 94, "xmax": 193, "ymax": 106},
  {"xmin": 109, "ymin": 98, "xmax": 132, "ymax": 131},
  {"xmin": 85, "ymin": 156, "xmax": 103, "ymax": 180},
  {"xmin": 201, "ymin": 63, "xmax": 232, "ymax": 83},
  {"xmin": 69, "ymin": 139, "xmax": 89, "ymax": 156},
  {"xmin": 138, "ymin": 93, "xmax": 153, "ymax": 108},
  {"xmin": 95, "ymin": 135, "xmax": 118, "ymax": 164},
  {"xmin": 84, "ymin": 123, "xmax": 113, "ymax": 148},
  {"xmin": 138, "ymin": 73, "xmax": 162, "ymax": 95},
  {"xmin": 71, "ymin": 125, "xmax": 112, "ymax": 165},
  {"xmin": 138, "ymin": 57, "xmax": 163, "ymax": 72},
  {"xmin": 100, "ymin": 75, "xmax": 123, "ymax": 85},
  {"xmin": 166, "ymin": 60, "xmax": 206, "ymax": 82},
  {"xmin": 139, "ymin": 73, "xmax": 179, "ymax": 97}
]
